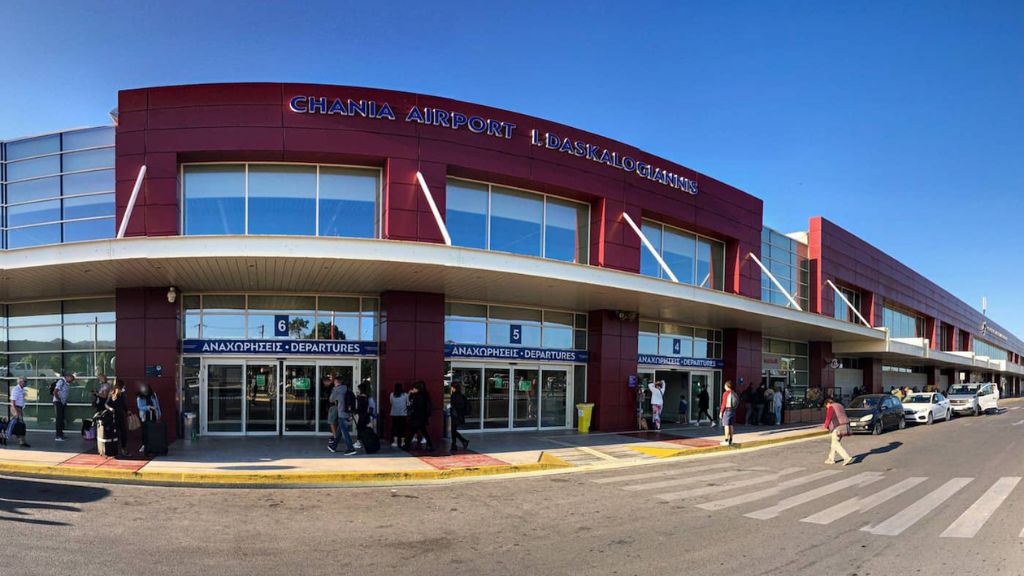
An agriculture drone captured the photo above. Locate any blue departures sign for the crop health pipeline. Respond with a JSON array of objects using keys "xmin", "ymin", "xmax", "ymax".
[
  {"xmin": 637, "ymin": 354, "xmax": 725, "ymax": 369},
  {"xmin": 445, "ymin": 344, "xmax": 587, "ymax": 363},
  {"xmin": 182, "ymin": 339, "xmax": 378, "ymax": 356}
]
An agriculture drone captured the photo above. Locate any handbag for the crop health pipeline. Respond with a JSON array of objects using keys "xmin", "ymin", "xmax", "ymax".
[{"xmin": 127, "ymin": 412, "xmax": 142, "ymax": 432}]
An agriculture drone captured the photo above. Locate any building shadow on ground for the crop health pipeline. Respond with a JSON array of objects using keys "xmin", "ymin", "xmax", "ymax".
[{"xmin": 0, "ymin": 477, "xmax": 110, "ymax": 526}]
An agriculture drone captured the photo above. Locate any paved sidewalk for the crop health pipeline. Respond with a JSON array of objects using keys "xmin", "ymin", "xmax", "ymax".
[{"xmin": 0, "ymin": 418, "xmax": 830, "ymax": 486}]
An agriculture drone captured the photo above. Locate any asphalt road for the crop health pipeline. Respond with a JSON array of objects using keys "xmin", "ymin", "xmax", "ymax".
[{"xmin": 3, "ymin": 405, "xmax": 1024, "ymax": 576}]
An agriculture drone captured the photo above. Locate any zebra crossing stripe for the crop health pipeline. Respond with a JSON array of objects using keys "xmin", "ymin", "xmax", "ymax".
[
  {"xmin": 592, "ymin": 462, "xmax": 734, "ymax": 484},
  {"xmin": 940, "ymin": 477, "xmax": 1021, "ymax": 538},
  {"xmin": 861, "ymin": 478, "xmax": 973, "ymax": 536},
  {"xmin": 696, "ymin": 470, "xmax": 842, "ymax": 511},
  {"xmin": 801, "ymin": 477, "xmax": 928, "ymax": 525},
  {"xmin": 622, "ymin": 469, "xmax": 760, "ymax": 492},
  {"xmin": 745, "ymin": 472, "xmax": 884, "ymax": 520},
  {"xmin": 657, "ymin": 467, "xmax": 805, "ymax": 502}
]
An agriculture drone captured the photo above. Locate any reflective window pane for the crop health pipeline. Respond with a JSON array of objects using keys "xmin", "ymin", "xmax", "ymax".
[
  {"xmin": 247, "ymin": 295, "xmax": 316, "ymax": 312},
  {"xmin": 640, "ymin": 222, "xmax": 663, "ymax": 278},
  {"xmin": 64, "ymin": 193, "xmax": 115, "ymax": 219},
  {"xmin": 183, "ymin": 165, "xmax": 245, "ymax": 235},
  {"xmin": 6, "ymin": 134, "xmax": 59, "ymax": 161},
  {"xmin": 445, "ymin": 320, "xmax": 486, "ymax": 344},
  {"xmin": 63, "ymin": 169, "xmax": 113, "ymax": 196},
  {"xmin": 62, "ymin": 148, "xmax": 115, "ymax": 172},
  {"xmin": 200, "ymin": 314, "xmax": 246, "ymax": 339},
  {"xmin": 489, "ymin": 187, "xmax": 542, "ymax": 257},
  {"xmin": 544, "ymin": 198, "xmax": 585, "ymax": 263},
  {"xmin": 318, "ymin": 296, "xmax": 360, "ymax": 313},
  {"xmin": 542, "ymin": 326, "xmax": 573, "ymax": 349},
  {"xmin": 8, "ymin": 201, "xmax": 60, "ymax": 227},
  {"xmin": 202, "ymin": 295, "xmax": 245, "ymax": 311},
  {"xmin": 446, "ymin": 180, "xmax": 488, "ymax": 250},
  {"xmin": 62, "ymin": 127, "xmax": 114, "ymax": 151},
  {"xmin": 64, "ymin": 218, "xmax": 114, "ymax": 243},
  {"xmin": 663, "ymin": 228, "xmax": 696, "ymax": 284},
  {"xmin": 6, "ymin": 176, "xmax": 60, "ymax": 204},
  {"xmin": 247, "ymin": 165, "xmax": 316, "ymax": 235},
  {"xmin": 7, "ymin": 224, "xmax": 60, "ymax": 248},
  {"xmin": 7, "ymin": 155, "xmax": 60, "ymax": 181},
  {"xmin": 318, "ymin": 167, "xmax": 377, "ymax": 238},
  {"xmin": 63, "ymin": 298, "xmax": 115, "ymax": 323}
]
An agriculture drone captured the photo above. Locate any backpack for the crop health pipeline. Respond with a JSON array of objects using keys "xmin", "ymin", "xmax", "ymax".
[
  {"xmin": 48, "ymin": 379, "xmax": 59, "ymax": 399},
  {"xmin": 727, "ymin": 391, "xmax": 739, "ymax": 409}
]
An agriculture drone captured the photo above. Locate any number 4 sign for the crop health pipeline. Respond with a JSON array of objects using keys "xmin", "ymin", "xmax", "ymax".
[{"xmin": 274, "ymin": 315, "xmax": 290, "ymax": 337}]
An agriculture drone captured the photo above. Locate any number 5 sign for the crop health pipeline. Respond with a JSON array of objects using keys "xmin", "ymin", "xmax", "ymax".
[
  {"xmin": 274, "ymin": 315, "xmax": 290, "ymax": 337},
  {"xmin": 510, "ymin": 324, "xmax": 522, "ymax": 345}
]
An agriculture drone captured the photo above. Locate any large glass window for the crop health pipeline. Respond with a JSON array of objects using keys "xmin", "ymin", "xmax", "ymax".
[
  {"xmin": 762, "ymin": 338, "xmax": 810, "ymax": 408},
  {"xmin": 182, "ymin": 294, "xmax": 378, "ymax": 341},
  {"xmin": 445, "ymin": 302, "xmax": 587, "ymax": 350},
  {"xmin": 760, "ymin": 227, "xmax": 810, "ymax": 309},
  {"xmin": 2, "ymin": 127, "xmax": 115, "ymax": 249},
  {"xmin": 181, "ymin": 163, "xmax": 380, "ymax": 238},
  {"xmin": 974, "ymin": 338, "xmax": 1008, "ymax": 361},
  {"xmin": 640, "ymin": 219, "xmax": 726, "ymax": 290},
  {"xmin": 833, "ymin": 285, "xmax": 862, "ymax": 324},
  {"xmin": 882, "ymin": 304, "xmax": 925, "ymax": 339},
  {"xmin": 0, "ymin": 298, "xmax": 116, "ymax": 431},
  {"xmin": 638, "ymin": 321, "xmax": 723, "ymax": 359},
  {"xmin": 445, "ymin": 178, "xmax": 589, "ymax": 264}
]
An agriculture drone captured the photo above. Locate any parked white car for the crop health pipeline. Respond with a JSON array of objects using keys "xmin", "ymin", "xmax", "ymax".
[
  {"xmin": 947, "ymin": 383, "xmax": 1000, "ymax": 416},
  {"xmin": 902, "ymin": 392, "xmax": 951, "ymax": 424}
]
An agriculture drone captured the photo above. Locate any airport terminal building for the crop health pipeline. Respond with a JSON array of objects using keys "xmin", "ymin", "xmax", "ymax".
[{"xmin": 1, "ymin": 82, "xmax": 1021, "ymax": 440}]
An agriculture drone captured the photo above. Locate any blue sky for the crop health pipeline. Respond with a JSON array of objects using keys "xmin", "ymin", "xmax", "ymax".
[{"xmin": 2, "ymin": 1, "xmax": 1022, "ymax": 334}]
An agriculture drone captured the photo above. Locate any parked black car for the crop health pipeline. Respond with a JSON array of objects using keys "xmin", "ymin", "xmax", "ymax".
[{"xmin": 846, "ymin": 394, "xmax": 905, "ymax": 435}]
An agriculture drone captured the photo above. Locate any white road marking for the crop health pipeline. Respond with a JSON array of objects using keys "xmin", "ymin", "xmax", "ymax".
[
  {"xmin": 745, "ymin": 472, "xmax": 884, "ymax": 520},
  {"xmin": 592, "ymin": 462, "xmax": 734, "ymax": 484},
  {"xmin": 576, "ymin": 446, "xmax": 618, "ymax": 461},
  {"xmin": 801, "ymin": 477, "xmax": 928, "ymax": 525},
  {"xmin": 861, "ymin": 478, "xmax": 973, "ymax": 536},
  {"xmin": 623, "ymin": 469, "xmax": 754, "ymax": 491},
  {"xmin": 657, "ymin": 467, "xmax": 805, "ymax": 502},
  {"xmin": 1011, "ymin": 420, "xmax": 1024, "ymax": 426},
  {"xmin": 941, "ymin": 477, "xmax": 1021, "ymax": 538},
  {"xmin": 696, "ymin": 470, "xmax": 843, "ymax": 511},
  {"xmin": 1020, "ymin": 526, "xmax": 1024, "ymax": 538}
]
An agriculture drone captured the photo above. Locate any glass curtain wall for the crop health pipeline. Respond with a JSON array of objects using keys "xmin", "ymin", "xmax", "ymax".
[
  {"xmin": 1, "ymin": 127, "xmax": 115, "ymax": 249},
  {"xmin": 445, "ymin": 178, "xmax": 590, "ymax": 264},
  {"xmin": 760, "ymin": 228, "xmax": 809, "ymax": 309},
  {"xmin": 882, "ymin": 305, "xmax": 925, "ymax": 339},
  {"xmin": 444, "ymin": 302, "xmax": 588, "ymax": 350},
  {"xmin": 762, "ymin": 338, "xmax": 810, "ymax": 408},
  {"xmin": 638, "ymin": 321, "xmax": 723, "ymax": 359},
  {"xmin": 183, "ymin": 294, "xmax": 378, "ymax": 341},
  {"xmin": 0, "ymin": 298, "xmax": 116, "ymax": 430},
  {"xmin": 181, "ymin": 164, "xmax": 379, "ymax": 238},
  {"xmin": 833, "ymin": 285, "xmax": 862, "ymax": 323},
  {"xmin": 974, "ymin": 339, "xmax": 1008, "ymax": 361},
  {"xmin": 639, "ymin": 220, "xmax": 726, "ymax": 290}
]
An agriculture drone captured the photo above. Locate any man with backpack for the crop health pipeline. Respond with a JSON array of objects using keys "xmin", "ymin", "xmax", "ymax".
[
  {"xmin": 7, "ymin": 376, "xmax": 30, "ymax": 448},
  {"xmin": 328, "ymin": 378, "xmax": 358, "ymax": 456},
  {"xmin": 719, "ymin": 380, "xmax": 739, "ymax": 446},
  {"xmin": 51, "ymin": 372, "xmax": 74, "ymax": 441}
]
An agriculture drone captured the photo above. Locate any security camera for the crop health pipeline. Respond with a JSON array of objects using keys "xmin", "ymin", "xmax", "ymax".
[{"xmin": 167, "ymin": 286, "xmax": 178, "ymax": 304}]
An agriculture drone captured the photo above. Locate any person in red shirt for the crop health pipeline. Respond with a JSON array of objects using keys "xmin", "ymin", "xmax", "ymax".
[
  {"xmin": 718, "ymin": 380, "xmax": 738, "ymax": 446},
  {"xmin": 823, "ymin": 397, "xmax": 854, "ymax": 465}
]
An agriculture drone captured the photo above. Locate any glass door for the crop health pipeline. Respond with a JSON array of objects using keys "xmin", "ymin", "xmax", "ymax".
[
  {"xmin": 451, "ymin": 366, "xmax": 483, "ymax": 430},
  {"xmin": 282, "ymin": 362, "xmax": 317, "ymax": 433},
  {"xmin": 540, "ymin": 367, "xmax": 571, "ymax": 428},
  {"xmin": 690, "ymin": 372, "xmax": 710, "ymax": 423},
  {"xmin": 512, "ymin": 367, "xmax": 539, "ymax": 429},
  {"xmin": 245, "ymin": 362, "xmax": 279, "ymax": 433},
  {"xmin": 204, "ymin": 362, "xmax": 244, "ymax": 434},
  {"xmin": 317, "ymin": 362, "xmax": 358, "ymax": 434},
  {"xmin": 483, "ymin": 366, "xmax": 510, "ymax": 429}
]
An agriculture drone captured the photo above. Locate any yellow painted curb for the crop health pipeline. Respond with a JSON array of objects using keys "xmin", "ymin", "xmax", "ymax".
[{"xmin": 628, "ymin": 446, "xmax": 686, "ymax": 458}]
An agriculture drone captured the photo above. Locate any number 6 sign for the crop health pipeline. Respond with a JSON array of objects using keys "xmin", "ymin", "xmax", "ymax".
[{"xmin": 274, "ymin": 315, "xmax": 290, "ymax": 337}]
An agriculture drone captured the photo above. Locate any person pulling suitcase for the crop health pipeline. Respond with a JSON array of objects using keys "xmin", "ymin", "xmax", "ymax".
[{"xmin": 136, "ymin": 382, "xmax": 166, "ymax": 456}]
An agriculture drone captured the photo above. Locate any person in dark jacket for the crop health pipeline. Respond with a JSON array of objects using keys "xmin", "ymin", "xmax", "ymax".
[
  {"xmin": 697, "ymin": 385, "xmax": 713, "ymax": 425},
  {"xmin": 104, "ymin": 381, "xmax": 129, "ymax": 457},
  {"xmin": 406, "ymin": 380, "xmax": 434, "ymax": 451},
  {"xmin": 449, "ymin": 381, "xmax": 470, "ymax": 452},
  {"xmin": 355, "ymin": 383, "xmax": 371, "ymax": 436}
]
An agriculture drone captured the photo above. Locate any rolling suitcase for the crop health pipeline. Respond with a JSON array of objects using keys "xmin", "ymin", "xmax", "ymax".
[
  {"xmin": 143, "ymin": 420, "xmax": 168, "ymax": 456},
  {"xmin": 358, "ymin": 427, "xmax": 381, "ymax": 454},
  {"xmin": 96, "ymin": 421, "xmax": 118, "ymax": 457}
]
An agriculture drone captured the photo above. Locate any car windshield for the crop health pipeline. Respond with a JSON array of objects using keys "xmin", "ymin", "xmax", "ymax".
[
  {"xmin": 949, "ymin": 385, "xmax": 977, "ymax": 395},
  {"xmin": 904, "ymin": 395, "xmax": 931, "ymax": 404},
  {"xmin": 849, "ymin": 397, "xmax": 880, "ymax": 409}
]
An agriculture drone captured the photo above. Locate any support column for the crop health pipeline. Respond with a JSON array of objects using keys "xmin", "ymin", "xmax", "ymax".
[
  {"xmin": 586, "ymin": 310, "xmax": 639, "ymax": 432},
  {"xmin": 808, "ymin": 341, "xmax": 835, "ymax": 392},
  {"xmin": 723, "ymin": 329, "xmax": 763, "ymax": 396},
  {"xmin": 925, "ymin": 366, "xmax": 942, "ymax": 391},
  {"xmin": 115, "ymin": 287, "xmax": 180, "ymax": 440},
  {"xmin": 861, "ymin": 357, "xmax": 884, "ymax": 394},
  {"xmin": 379, "ymin": 291, "xmax": 445, "ymax": 443}
]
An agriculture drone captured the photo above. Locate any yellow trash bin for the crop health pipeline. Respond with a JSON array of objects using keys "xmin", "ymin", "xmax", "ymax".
[{"xmin": 576, "ymin": 403, "xmax": 595, "ymax": 433}]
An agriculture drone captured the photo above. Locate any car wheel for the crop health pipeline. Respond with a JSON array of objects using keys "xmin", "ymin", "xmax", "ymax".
[
  {"xmin": 926, "ymin": 412, "xmax": 933, "ymax": 425},
  {"xmin": 872, "ymin": 420, "xmax": 883, "ymax": 435},
  {"xmin": 946, "ymin": 409, "xmax": 952, "ymax": 421},
  {"xmin": 898, "ymin": 418, "xmax": 906, "ymax": 430}
]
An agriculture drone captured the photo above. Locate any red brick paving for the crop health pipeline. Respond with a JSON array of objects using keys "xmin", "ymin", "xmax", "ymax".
[
  {"xmin": 417, "ymin": 451, "xmax": 508, "ymax": 470},
  {"xmin": 59, "ymin": 452, "xmax": 150, "ymax": 471}
]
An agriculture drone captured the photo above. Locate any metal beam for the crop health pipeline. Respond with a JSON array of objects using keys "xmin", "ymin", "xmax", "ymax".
[
  {"xmin": 622, "ymin": 212, "xmax": 677, "ymax": 283},
  {"xmin": 749, "ymin": 252, "xmax": 802, "ymax": 311},
  {"xmin": 116, "ymin": 165, "xmax": 147, "ymax": 239},
  {"xmin": 826, "ymin": 279, "xmax": 872, "ymax": 328},
  {"xmin": 415, "ymin": 171, "xmax": 452, "ymax": 246}
]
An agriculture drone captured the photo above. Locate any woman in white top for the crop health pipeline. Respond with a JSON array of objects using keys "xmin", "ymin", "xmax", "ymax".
[
  {"xmin": 648, "ymin": 380, "xmax": 665, "ymax": 430},
  {"xmin": 389, "ymin": 382, "xmax": 409, "ymax": 449},
  {"xmin": 772, "ymin": 387, "xmax": 784, "ymax": 425}
]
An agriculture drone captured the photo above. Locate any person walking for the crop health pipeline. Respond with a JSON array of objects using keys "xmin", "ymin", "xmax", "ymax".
[
  {"xmin": 105, "ymin": 381, "xmax": 130, "ymax": 457},
  {"xmin": 647, "ymin": 380, "xmax": 665, "ymax": 430},
  {"xmin": 328, "ymin": 378, "xmax": 357, "ymax": 455},
  {"xmin": 697, "ymin": 384, "xmax": 713, "ymax": 426},
  {"xmin": 719, "ymin": 380, "xmax": 739, "ymax": 446},
  {"xmin": 7, "ymin": 376, "xmax": 30, "ymax": 448},
  {"xmin": 772, "ymin": 386, "xmax": 784, "ymax": 425},
  {"xmin": 823, "ymin": 397, "xmax": 854, "ymax": 465},
  {"xmin": 751, "ymin": 382, "xmax": 766, "ymax": 426},
  {"xmin": 449, "ymin": 381, "xmax": 470, "ymax": 452},
  {"xmin": 678, "ymin": 394, "xmax": 689, "ymax": 425},
  {"xmin": 389, "ymin": 382, "xmax": 409, "ymax": 449},
  {"xmin": 406, "ymin": 381, "xmax": 434, "ymax": 451},
  {"xmin": 135, "ymin": 383, "xmax": 162, "ymax": 454},
  {"xmin": 51, "ymin": 372, "xmax": 73, "ymax": 441}
]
